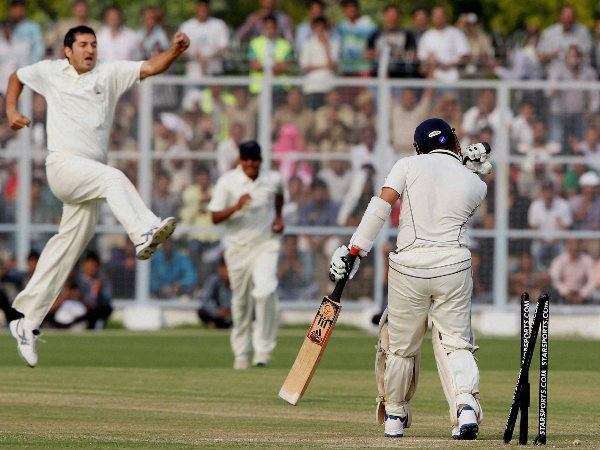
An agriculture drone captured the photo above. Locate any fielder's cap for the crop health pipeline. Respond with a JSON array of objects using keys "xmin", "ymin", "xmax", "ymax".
[
  {"xmin": 10, "ymin": 0, "xmax": 26, "ymax": 6},
  {"xmin": 579, "ymin": 171, "xmax": 600, "ymax": 187},
  {"xmin": 239, "ymin": 140, "xmax": 262, "ymax": 160},
  {"xmin": 413, "ymin": 117, "xmax": 455, "ymax": 153}
]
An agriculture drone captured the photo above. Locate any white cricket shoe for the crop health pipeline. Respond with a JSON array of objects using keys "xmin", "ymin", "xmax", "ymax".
[
  {"xmin": 252, "ymin": 352, "xmax": 270, "ymax": 367},
  {"xmin": 453, "ymin": 405, "xmax": 478, "ymax": 440},
  {"xmin": 384, "ymin": 414, "xmax": 407, "ymax": 437},
  {"xmin": 135, "ymin": 217, "xmax": 176, "ymax": 260},
  {"xmin": 9, "ymin": 318, "xmax": 39, "ymax": 368},
  {"xmin": 233, "ymin": 357, "xmax": 249, "ymax": 370}
]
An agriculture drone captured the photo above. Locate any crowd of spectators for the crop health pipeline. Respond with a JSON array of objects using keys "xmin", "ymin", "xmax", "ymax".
[{"xmin": 3, "ymin": 1, "xmax": 600, "ymax": 307}]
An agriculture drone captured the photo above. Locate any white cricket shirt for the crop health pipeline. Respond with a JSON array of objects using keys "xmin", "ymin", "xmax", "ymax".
[
  {"xmin": 208, "ymin": 166, "xmax": 283, "ymax": 249},
  {"xmin": 383, "ymin": 150, "xmax": 487, "ymax": 277},
  {"xmin": 17, "ymin": 59, "xmax": 143, "ymax": 162},
  {"xmin": 384, "ymin": 150, "xmax": 487, "ymax": 250}
]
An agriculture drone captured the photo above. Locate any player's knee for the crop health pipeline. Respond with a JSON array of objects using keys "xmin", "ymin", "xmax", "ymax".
[{"xmin": 251, "ymin": 281, "xmax": 277, "ymax": 299}]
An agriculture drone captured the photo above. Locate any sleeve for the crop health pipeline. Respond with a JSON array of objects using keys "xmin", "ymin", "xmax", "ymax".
[
  {"xmin": 454, "ymin": 29, "xmax": 471, "ymax": 58},
  {"xmin": 548, "ymin": 257, "xmax": 567, "ymax": 295},
  {"xmin": 382, "ymin": 160, "xmax": 408, "ymax": 196},
  {"xmin": 106, "ymin": 60, "xmax": 144, "ymax": 98},
  {"xmin": 274, "ymin": 171, "xmax": 284, "ymax": 196},
  {"xmin": 417, "ymin": 33, "xmax": 429, "ymax": 62},
  {"xmin": 330, "ymin": 38, "xmax": 340, "ymax": 62},
  {"xmin": 580, "ymin": 256, "xmax": 596, "ymax": 299},
  {"xmin": 207, "ymin": 176, "xmax": 230, "ymax": 212},
  {"xmin": 247, "ymin": 39, "xmax": 258, "ymax": 60},
  {"xmin": 217, "ymin": 21, "xmax": 230, "ymax": 50},
  {"xmin": 299, "ymin": 41, "xmax": 310, "ymax": 69},
  {"xmin": 16, "ymin": 60, "xmax": 54, "ymax": 96},
  {"xmin": 527, "ymin": 203, "xmax": 539, "ymax": 228},
  {"xmin": 536, "ymin": 28, "xmax": 552, "ymax": 55},
  {"xmin": 560, "ymin": 201, "xmax": 573, "ymax": 227}
]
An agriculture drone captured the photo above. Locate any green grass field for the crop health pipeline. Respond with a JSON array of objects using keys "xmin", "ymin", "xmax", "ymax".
[{"xmin": 0, "ymin": 326, "xmax": 598, "ymax": 449}]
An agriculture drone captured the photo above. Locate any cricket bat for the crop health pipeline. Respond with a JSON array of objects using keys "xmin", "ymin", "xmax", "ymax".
[{"xmin": 279, "ymin": 247, "xmax": 359, "ymax": 405}]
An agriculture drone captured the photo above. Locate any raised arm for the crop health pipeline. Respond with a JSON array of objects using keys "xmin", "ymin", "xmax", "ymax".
[
  {"xmin": 5, "ymin": 72, "xmax": 31, "ymax": 130},
  {"xmin": 140, "ymin": 32, "xmax": 190, "ymax": 80}
]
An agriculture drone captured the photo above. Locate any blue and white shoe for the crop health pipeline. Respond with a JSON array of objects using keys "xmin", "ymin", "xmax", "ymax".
[
  {"xmin": 384, "ymin": 414, "xmax": 407, "ymax": 437},
  {"xmin": 9, "ymin": 318, "xmax": 39, "ymax": 368},
  {"xmin": 135, "ymin": 217, "xmax": 176, "ymax": 260},
  {"xmin": 453, "ymin": 405, "xmax": 478, "ymax": 440}
]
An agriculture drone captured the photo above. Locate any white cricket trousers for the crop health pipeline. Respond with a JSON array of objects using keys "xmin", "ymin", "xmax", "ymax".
[
  {"xmin": 224, "ymin": 238, "xmax": 281, "ymax": 361},
  {"xmin": 13, "ymin": 153, "xmax": 158, "ymax": 329},
  {"xmin": 383, "ymin": 252, "xmax": 480, "ymax": 418}
]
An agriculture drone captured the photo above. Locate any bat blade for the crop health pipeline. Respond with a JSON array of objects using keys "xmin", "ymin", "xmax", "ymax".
[{"xmin": 278, "ymin": 296, "xmax": 341, "ymax": 405}]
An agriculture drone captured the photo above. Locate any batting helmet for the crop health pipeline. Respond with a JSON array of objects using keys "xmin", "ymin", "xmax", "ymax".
[{"xmin": 413, "ymin": 118, "xmax": 458, "ymax": 154}]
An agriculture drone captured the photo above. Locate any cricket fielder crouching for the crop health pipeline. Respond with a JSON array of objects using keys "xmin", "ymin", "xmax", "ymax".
[{"xmin": 329, "ymin": 118, "xmax": 492, "ymax": 440}]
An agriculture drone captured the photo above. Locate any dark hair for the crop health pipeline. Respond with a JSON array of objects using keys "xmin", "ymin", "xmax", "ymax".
[
  {"xmin": 193, "ymin": 164, "xmax": 210, "ymax": 176},
  {"xmin": 263, "ymin": 14, "xmax": 277, "ymax": 26},
  {"xmin": 311, "ymin": 16, "xmax": 328, "ymax": 26},
  {"xmin": 64, "ymin": 25, "xmax": 95, "ymax": 48},
  {"xmin": 82, "ymin": 249, "xmax": 100, "ymax": 263},
  {"xmin": 239, "ymin": 140, "xmax": 262, "ymax": 160},
  {"xmin": 311, "ymin": 177, "xmax": 328, "ymax": 191}
]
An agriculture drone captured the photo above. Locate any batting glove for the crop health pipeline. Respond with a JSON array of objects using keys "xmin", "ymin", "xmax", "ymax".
[
  {"xmin": 329, "ymin": 245, "xmax": 364, "ymax": 282},
  {"xmin": 462, "ymin": 142, "xmax": 493, "ymax": 175}
]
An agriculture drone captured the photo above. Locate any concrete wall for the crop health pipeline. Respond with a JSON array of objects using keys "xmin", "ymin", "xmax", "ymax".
[{"xmin": 115, "ymin": 305, "xmax": 600, "ymax": 339}]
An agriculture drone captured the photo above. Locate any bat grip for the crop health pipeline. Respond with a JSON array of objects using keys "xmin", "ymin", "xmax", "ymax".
[{"xmin": 330, "ymin": 247, "xmax": 360, "ymax": 302}]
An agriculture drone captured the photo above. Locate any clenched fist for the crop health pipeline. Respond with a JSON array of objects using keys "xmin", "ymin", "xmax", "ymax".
[{"xmin": 172, "ymin": 32, "xmax": 190, "ymax": 54}]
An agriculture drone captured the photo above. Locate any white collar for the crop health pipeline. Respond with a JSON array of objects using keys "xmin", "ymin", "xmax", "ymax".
[{"xmin": 429, "ymin": 149, "xmax": 461, "ymax": 162}]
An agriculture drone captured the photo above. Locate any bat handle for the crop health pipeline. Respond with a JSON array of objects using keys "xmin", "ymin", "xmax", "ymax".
[
  {"xmin": 330, "ymin": 246, "xmax": 361, "ymax": 301},
  {"xmin": 349, "ymin": 246, "xmax": 361, "ymax": 256}
]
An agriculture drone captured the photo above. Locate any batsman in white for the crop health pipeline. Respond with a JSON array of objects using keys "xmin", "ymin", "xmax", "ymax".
[
  {"xmin": 208, "ymin": 141, "xmax": 285, "ymax": 370},
  {"xmin": 329, "ymin": 118, "xmax": 492, "ymax": 440},
  {"xmin": 5, "ymin": 26, "xmax": 190, "ymax": 367}
]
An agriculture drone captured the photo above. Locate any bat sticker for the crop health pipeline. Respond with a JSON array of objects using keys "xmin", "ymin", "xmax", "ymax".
[{"xmin": 307, "ymin": 299, "xmax": 339, "ymax": 346}]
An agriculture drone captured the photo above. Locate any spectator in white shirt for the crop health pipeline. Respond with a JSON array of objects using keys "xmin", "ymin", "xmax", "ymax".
[
  {"xmin": 179, "ymin": 0, "xmax": 230, "ymax": 78},
  {"xmin": 0, "ymin": 20, "xmax": 29, "ymax": 96},
  {"xmin": 528, "ymin": 179, "xmax": 573, "ymax": 269},
  {"xmin": 417, "ymin": 5, "xmax": 470, "ymax": 82},
  {"xmin": 549, "ymin": 238, "xmax": 596, "ymax": 304},
  {"xmin": 96, "ymin": 5, "xmax": 139, "ymax": 61},
  {"xmin": 299, "ymin": 16, "xmax": 339, "ymax": 110},
  {"xmin": 295, "ymin": 0, "xmax": 327, "ymax": 55},
  {"xmin": 461, "ymin": 89, "xmax": 513, "ymax": 150}
]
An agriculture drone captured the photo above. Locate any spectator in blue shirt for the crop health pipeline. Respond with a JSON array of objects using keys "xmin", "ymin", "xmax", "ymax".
[
  {"xmin": 8, "ymin": 0, "xmax": 44, "ymax": 64},
  {"xmin": 150, "ymin": 239, "xmax": 198, "ymax": 299},
  {"xmin": 198, "ymin": 257, "xmax": 232, "ymax": 329},
  {"xmin": 336, "ymin": 0, "xmax": 377, "ymax": 76},
  {"xmin": 74, "ymin": 250, "xmax": 113, "ymax": 329}
]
